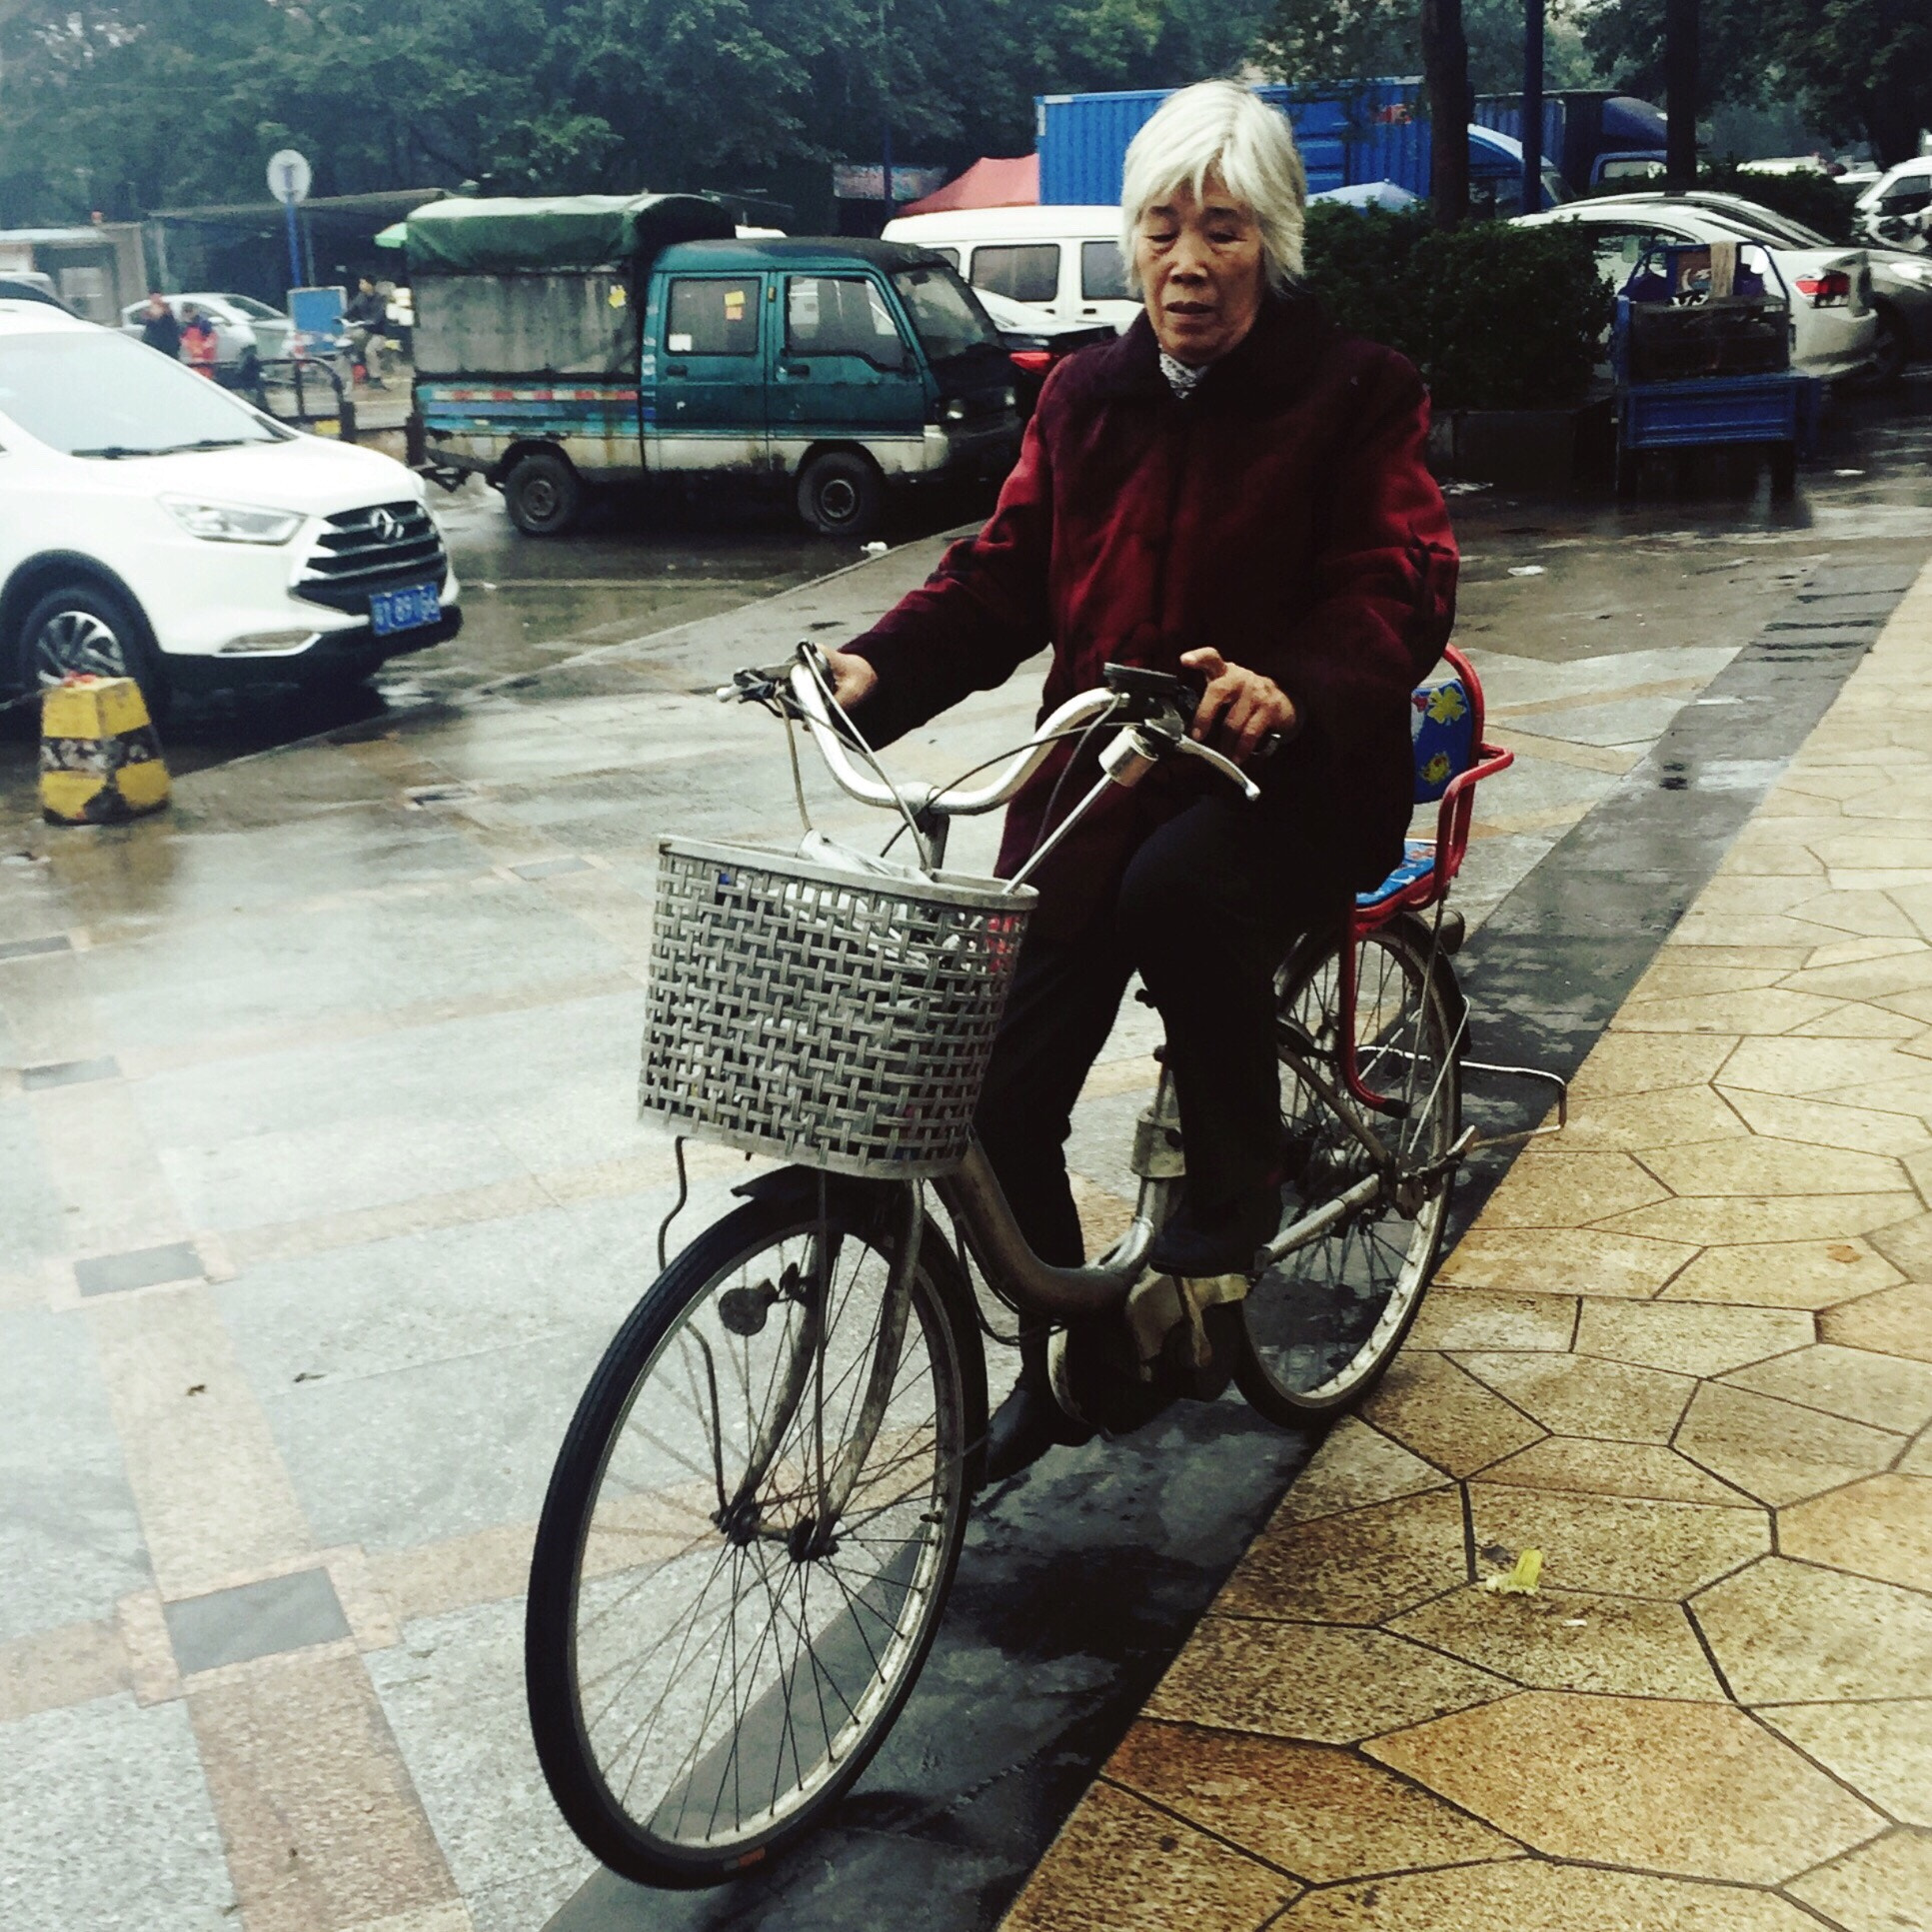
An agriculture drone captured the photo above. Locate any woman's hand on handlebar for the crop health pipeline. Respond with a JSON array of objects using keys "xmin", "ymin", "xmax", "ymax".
[
  {"xmin": 822, "ymin": 650, "xmax": 879, "ymax": 712},
  {"xmin": 1180, "ymin": 648, "xmax": 1297, "ymax": 766}
]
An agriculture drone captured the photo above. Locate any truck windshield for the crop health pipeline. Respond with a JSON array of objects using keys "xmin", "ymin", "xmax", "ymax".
[
  {"xmin": 0, "ymin": 331, "xmax": 285, "ymax": 457},
  {"xmin": 892, "ymin": 265, "xmax": 1002, "ymax": 370}
]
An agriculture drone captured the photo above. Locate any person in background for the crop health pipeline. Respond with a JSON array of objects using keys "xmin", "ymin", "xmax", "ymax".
[
  {"xmin": 138, "ymin": 291, "xmax": 181, "ymax": 359},
  {"xmin": 344, "ymin": 275, "xmax": 388, "ymax": 387},
  {"xmin": 179, "ymin": 302, "xmax": 219, "ymax": 378}
]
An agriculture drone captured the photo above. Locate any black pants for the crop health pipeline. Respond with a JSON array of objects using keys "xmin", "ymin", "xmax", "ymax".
[{"xmin": 973, "ymin": 790, "xmax": 1351, "ymax": 1269}]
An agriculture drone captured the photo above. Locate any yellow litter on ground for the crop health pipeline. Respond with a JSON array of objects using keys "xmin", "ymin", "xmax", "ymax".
[
  {"xmin": 39, "ymin": 675, "xmax": 171, "ymax": 825},
  {"xmin": 1480, "ymin": 1548, "xmax": 1544, "ymax": 1595}
]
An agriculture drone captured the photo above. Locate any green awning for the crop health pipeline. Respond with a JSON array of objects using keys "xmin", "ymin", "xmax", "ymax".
[
  {"xmin": 402, "ymin": 193, "xmax": 734, "ymax": 273},
  {"xmin": 374, "ymin": 221, "xmax": 408, "ymax": 249}
]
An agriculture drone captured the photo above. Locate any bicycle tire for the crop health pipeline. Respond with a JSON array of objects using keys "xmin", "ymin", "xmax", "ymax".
[
  {"xmin": 1236, "ymin": 916, "xmax": 1462, "ymax": 1421},
  {"xmin": 526, "ymin": 1181, "xmax": 984, "ymax": 1888}
]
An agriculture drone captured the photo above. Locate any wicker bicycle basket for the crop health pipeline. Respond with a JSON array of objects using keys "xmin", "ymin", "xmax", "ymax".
[{"xmin": 639, "ymin": 838, "xmax": 1036, "ymax": 1179}]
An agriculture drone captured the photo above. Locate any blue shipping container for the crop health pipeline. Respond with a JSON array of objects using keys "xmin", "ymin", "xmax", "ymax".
[{"xmin": 1036, "ymin": 82, "xmax": 1428, "ymax": 206}]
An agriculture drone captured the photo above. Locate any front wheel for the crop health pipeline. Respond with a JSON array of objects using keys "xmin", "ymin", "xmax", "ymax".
[
  {"xmin": 1236, "ymin": 917, "xmax": 1463, "ymax": 1420},
  {"xmin": 15, "ymin": 582, "xmax": 169, "ymax": 724},
  {"xmin": 526, "ymin": 1183, "xmax": 982, "ymax": 1888}
]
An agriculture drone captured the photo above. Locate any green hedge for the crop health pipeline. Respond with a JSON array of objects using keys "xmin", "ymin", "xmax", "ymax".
[
  {"xmin": 1302, "ymin": 203, "xmax": 1614, "ymax": 411},
  {"xmin": 1702, "ymin": 164, "xmax": 1858, "ymax": 243}
]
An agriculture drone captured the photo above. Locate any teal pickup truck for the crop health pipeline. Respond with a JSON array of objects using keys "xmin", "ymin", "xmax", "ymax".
[{"xmin": 407, "ymin": 194, "xmax": 1023, "ymax": 538}]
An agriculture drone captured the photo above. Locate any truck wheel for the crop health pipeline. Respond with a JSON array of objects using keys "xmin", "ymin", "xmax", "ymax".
[
  {"xmin": 1768, "ymin": 443, "xmax": 1799, "ymax": 498},
  {"xmin": 796, "ymin": 451, "xmax": 883, "ymax": 539},
  {"xmin": 15, "ymin": 582, "xmax": 170, "ymax": 724},
  {"xmin": 506, "ymin": 449, "xmax": 583, "ymax": 536}
]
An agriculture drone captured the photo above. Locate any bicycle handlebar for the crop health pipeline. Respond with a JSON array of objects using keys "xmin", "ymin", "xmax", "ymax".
[
  {"xmin": 786, "ymin": 660, "xmax": 1125, "ymax": 818},
  {"xmin": 721, "ymin": 644, "xmax": 1261, "ymax": 824}
]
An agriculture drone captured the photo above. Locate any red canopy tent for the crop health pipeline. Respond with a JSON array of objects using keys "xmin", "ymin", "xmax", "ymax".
[{"xmin": 899, "ymin": 154, "xmax": 1038, "ymax": 216}]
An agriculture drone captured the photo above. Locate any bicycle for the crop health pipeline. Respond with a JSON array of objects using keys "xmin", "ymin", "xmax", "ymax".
[{"xmin": 524, "ymin": 641, "xmax": 1561, "ymax": 1887}]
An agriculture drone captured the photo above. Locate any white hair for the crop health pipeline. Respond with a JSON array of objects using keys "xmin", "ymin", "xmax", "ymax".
[{"xmin": 1117, "ymin": 79, "xmax": 1307, "ymax": 294}]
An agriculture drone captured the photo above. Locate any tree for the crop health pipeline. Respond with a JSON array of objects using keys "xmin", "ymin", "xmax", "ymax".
[{"xmin": 1584, "ymin": 0, "xmax": 1932, "ymax": 167}]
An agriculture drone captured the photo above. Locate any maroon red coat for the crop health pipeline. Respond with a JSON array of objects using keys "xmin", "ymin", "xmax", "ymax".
[{"xmin": 850, "ymin": 294, "xmax": 1459, "ymax": 930}]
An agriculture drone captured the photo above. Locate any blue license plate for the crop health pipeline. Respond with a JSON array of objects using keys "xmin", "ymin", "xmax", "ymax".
[{"xmin": 370, "ymin": 582, "xmax": 441, "ymax": 638}]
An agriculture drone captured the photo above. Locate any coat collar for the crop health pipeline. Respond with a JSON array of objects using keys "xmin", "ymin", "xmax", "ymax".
[{"xmin": 1085, "ymin": 291, "xmax": 1341, "ymax": 408}]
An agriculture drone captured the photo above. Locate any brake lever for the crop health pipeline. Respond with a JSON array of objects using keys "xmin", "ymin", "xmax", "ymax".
[{"xmin": 1174, "ymin": 734, "xmax": 1262, "ymax": 802}]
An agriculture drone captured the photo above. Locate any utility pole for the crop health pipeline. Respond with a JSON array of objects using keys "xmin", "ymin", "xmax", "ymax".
[
  {"xmin": 1665, "ymin": 0, "xmax": 1697, "ymax": 193},
  {"xmin": 1521, "ymin": 0, "xmax": 1544, "ymax": 214},
  {"xmin": 1421, "ymin": 0, "xmax": 1469, "ymax": 227}
]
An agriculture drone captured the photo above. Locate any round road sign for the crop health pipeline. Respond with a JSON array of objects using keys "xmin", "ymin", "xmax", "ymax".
[{"xmin": 267, "ymin": 150, "xmax": 312, "ymax": 206}]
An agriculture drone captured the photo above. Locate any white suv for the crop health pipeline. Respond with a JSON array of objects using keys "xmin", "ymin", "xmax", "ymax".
[{"xmin": 0, "ymin": 302, "xmax": 460, "ymax": 714}]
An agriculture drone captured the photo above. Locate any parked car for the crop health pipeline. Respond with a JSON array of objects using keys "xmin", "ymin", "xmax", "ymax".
[
  {"xmin": 0, "ymin": 271, "xmax": 72, "ymax": 311},
  {"xmin": 970, "ymin": 286, "xmax": 1115, "ymax": 416},
  {"xmin": 1856, "ymin": 159, "xmax": 1932, "ymax": 251},
  {"xmin": 0, "ymin": 303, "xmax": 460, "ymax": 713},
  {"xmin": 410, "ymin": 195, "xmax": 1022, "ymax": 539},
  {"xmin": 117, "ymin": 292, "xmax": 296, "ymax": 384},
  {"xmin": 881, "ymin": 205, "xmax": 1140, "ymax": 331},
  {"xmin": 1628, "ymin": 189, "xmax": 1932, "ymax": 382},
  {"xmin": 1514, "ymin": 196, "xmax": 1879, "ymax": 381}
]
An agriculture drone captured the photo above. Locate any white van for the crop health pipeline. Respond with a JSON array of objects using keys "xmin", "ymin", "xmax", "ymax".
[
  {"xmin": 0, "ymin": 302, "xmax": 460, "ymax": 713},
  {"xmin": 881, "ymin": 206, "xmax": 1137, "ymax": 331}
]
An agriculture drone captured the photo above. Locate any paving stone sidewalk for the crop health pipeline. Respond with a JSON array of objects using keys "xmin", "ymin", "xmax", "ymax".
[{"xmin": 999, "ymin": 559, "xmax": 1932, "ymax": 1932}]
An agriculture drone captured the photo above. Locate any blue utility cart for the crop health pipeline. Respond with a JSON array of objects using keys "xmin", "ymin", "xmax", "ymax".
[{"xmin": 1612, "ymin": 243, "xmax": 1819, "ymax": 496}]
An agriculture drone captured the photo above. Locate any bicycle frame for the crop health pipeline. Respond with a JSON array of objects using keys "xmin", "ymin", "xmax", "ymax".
[{"xmin": 739, "ymin": 645, "xmax": 1512, "ymax": 1323}]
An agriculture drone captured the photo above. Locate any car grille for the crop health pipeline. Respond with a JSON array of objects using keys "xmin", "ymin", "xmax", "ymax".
[{"xmin": 294, "ymin": 501, "xmax": 447, "ymax": 613}]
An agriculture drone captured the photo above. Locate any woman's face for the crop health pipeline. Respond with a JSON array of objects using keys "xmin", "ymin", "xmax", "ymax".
[{"xmin": 1132, "ymin": 173, "xmax": 1267, "ymax": 365}]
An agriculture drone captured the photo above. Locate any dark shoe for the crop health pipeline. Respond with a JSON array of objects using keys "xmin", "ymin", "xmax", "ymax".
[
  {"xmin": 1147, "ymin": 1185, "xmax": 1281, "ymax": 1278},
  {"xmin": 980, "ymin": 1377, "xmax": 1093, "ymax": 1486}
]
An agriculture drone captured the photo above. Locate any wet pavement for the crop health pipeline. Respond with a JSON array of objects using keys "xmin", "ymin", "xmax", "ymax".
[
  {"xmin": 1005, "ymin": 550, "xmax": 1932, "ymax": 1932},
  {"xmin": 3, "ymin": 377, "xmax": 1932, "ymax": 1932}
]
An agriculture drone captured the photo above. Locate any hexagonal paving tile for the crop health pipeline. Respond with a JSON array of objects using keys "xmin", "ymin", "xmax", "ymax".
[
  {"xmin": 1467, "ymin": 1484, "xmax": 1768, "ymax": 1599},
  {"xmin": 1567, "ymin": 1030, "xmax": 1739, "ymax": 1095},
  {"xmin": 1218, "ymin": 1488, "xmax": 1469, "ymax": 1627},
  {"xmin": 1278, "ymin": 1855, "xmax": 1826, "ymax": 1931},
  {"xmin": 1103, "ymin": 1722, "xmax": 1517, "ymax": 1884},
  {"xmin": 1145, "ymin": 1617, "xmax": 1510, "ymax": 1746},
  {"xmin": 1823, "ymin": 1282, "xmax": 1932, "ymax": 1363},
  {"xmin": 1786, "ymin": 1826, "xmax": 1932, "ymax": 1932},
  {"xmin": 1779, "ymin": 1475, "xmax": 1932, "ymax": 1593},
  {"xmin": 1001, "ymin": 1777, "xmax": 1296, "ymax": 1932},
  {"xmin": 1454, "ymin": 1350, "xmax": 1696, "ymax": 1444},
  {"xmin": 1404, "ymin": 1289, "xmax": 1577, "ymax": 1355},
  {"xmin": 1273, "ymin": 1416, "xmax": 1446, "ymax": 1526},
  {"xmin": 1361, "ymin": 1350, "xmax": 1546, "ymax": 1478},
  {"xmin": 1474, "ymin": 1438, "xmax": 1751, "ymax": 1506},
  {"xmin": 1388, "ymin": 1586, "xmax": 1725, "ymax": 1699},
  {"xmin": 1365, "ymin": 1691, "xmax": 1883, "ymax": 1883},
  {"xmin": 1721, "ymin": 1343, "xmax": 1932, "ymax": 1433},
  {"xmin": 1662, "ymin": 1238, "xmax": 1905, "ymax": 1310},
  {"xmin": 1574, "ymin": 1300, "xmax": 1813, "ymax": 1379},
  {"xmin": 1474, "ymin": 1152, "xmax": 1673, "ymax": 1227},
  {"xmin": 1757, "ymin": 1701, "xmax": 1932, "ymax": 1828},
  {"xmin": 1435, "ymin": 1229, "xmax": 1696, "ymax": 1299},
  {"xmin": 1676, "ymin": 1381, "xmax": 1902, "ymax": 1505},
  {"xmin": 1693, "ymin": 1557, "xmax": 1932, "ymax": 1702}
]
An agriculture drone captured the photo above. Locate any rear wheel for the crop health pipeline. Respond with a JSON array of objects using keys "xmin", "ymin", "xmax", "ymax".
[
  {"xmin": 1865, "ymin": 306, "xmax": 1911, "ymax": 387},
  {"xmin": 1236, "ymin": 918, "xmax": 1462, "ymax": 1421},
  {"xmin": 506, "ymin": 447, "xmax": 583, "ymax": 536},
  {"xmin": 796, "ymin": 451, "xmax": 883, "ymax": 540},
  {"xmin": 526, "ymin": 1185, "xmax": 981, "ymax": 1887}
]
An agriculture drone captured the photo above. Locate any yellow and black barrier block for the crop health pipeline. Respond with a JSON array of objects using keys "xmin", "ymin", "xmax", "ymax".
[{"xmin": 39, "ymin": 676, "xmax": 171, "ymax": 826}]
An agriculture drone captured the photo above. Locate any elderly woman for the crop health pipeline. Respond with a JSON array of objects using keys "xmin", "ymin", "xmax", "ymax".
[{"xmin": 829, "ymin": 79, "xmax": 1458, "ymax": 1476}]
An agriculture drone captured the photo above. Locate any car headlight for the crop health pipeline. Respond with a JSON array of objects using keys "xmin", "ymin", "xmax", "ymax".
[
  {"xmin": 942, "ymin": 398, "xmax": 968, "ymax": 423},
  {"xmin": 159, "ymin": 496, "xmax": 304, "ymax": 545}
]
